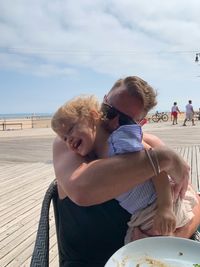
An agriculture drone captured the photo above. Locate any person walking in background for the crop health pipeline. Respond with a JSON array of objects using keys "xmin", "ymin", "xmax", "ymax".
[
  {"xmin": 198, "ymin": 108, "xmax": 200, "ymax": 121},
  {"xmin": 171, "ymin": 102, "xmax": 180, "ymax": 125},
  {"xmin": 183, "ymin": 100, "xmax": 195, "ymax": 126}
]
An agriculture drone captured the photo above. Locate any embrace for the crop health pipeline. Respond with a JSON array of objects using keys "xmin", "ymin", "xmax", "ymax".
[{"xmin": 51, "ymin": 76, "xmax": 200, "ymax": 267}]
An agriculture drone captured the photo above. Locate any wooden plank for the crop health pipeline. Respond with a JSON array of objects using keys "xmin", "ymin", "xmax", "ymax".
[
  {"xmin": 195, "ymin": 146, "xmax": 200, "ymax": 192},
  {"xmin": 0, "ymin": 166, "xmax": 53, "ymax": 197},
  {"xmin": 0, "ymin": 162, "xmax": 57, "ymax": 267},
  {"xmin": 0, "ymin": 221, "xmax": 56, "ymax": 267},
  {"xmin": 175, "ymin": 146, "xmax": 200, "ymax": 190},
  {"xmin": 0, "ymin": 183, "xmax": 49, "ymax": 213},
  {"xmin": 191, "ymin": 146, "xmax": 198, "ymax": 191}
]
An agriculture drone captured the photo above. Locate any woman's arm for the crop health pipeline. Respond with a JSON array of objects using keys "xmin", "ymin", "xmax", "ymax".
[{"xmin": 53, "ymin": 136, "xmax": 189, "ymax": 206}]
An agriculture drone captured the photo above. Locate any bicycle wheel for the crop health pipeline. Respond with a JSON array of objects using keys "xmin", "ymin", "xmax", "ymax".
[
  {"xmin": 162, "ymin": 114, "xmax": 169, "ymax": 122},
  {"xmin": 152, "ymin": 115, "xmax": 159, "ymax": 122}
]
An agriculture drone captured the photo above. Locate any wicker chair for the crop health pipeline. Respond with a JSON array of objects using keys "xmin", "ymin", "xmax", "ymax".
[
  {"xmin": 30, "ymin": 180, "xmax": 60, "ymax": 267},
  {"xmin": 30, "ymin": 181, "xmax": 200, "ymax": 267}
]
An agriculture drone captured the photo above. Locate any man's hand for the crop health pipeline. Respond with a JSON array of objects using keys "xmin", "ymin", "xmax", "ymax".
[
  {"xmin": 173, "ymin": 178, "xmax": 189, "ymax": 201},
  {"xmin": 157, "ymin": 147, "xmax": 190, "ymax": 200},
  {"xmin": 153, "ymin": 207, "xmax": 176, "ymax": 235}
]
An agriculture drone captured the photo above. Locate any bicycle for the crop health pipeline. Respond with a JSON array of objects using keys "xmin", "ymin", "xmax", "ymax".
[{"xmin": 151, "ymin": 112, "xmax": 169, "ymax": 122}]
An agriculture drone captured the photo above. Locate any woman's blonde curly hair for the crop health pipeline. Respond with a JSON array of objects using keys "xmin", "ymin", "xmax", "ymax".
[{"xmin": 51, "ymin": 95, "xmax": 101, "ymax": 136}]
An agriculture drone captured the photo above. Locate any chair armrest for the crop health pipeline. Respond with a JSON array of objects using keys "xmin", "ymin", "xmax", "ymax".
[{"xmin": 30, "ymin": 180, "xmax": 57, "ymax": 267}]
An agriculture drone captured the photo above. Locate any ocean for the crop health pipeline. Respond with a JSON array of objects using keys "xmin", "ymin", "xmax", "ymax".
[{"xmin": 0, "ymin": 113, "xmax": 53, "ymax": 120}]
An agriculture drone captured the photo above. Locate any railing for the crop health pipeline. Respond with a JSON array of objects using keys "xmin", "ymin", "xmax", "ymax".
[
  {"xmin": 0, "ymin": 122, "xmax": 23, "ymax": 131},
  {"xmin": 0, "ymin": 116, "xmax": 52, "ymax": 130}
]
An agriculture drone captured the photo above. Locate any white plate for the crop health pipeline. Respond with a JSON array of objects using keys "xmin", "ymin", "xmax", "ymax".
[{"xmin": 105, "ymin": 237, "xmax": 200, "ymax": 267}]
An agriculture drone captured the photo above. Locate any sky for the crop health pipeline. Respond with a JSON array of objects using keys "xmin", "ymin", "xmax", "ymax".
[{"xmin": 0, "ymin": 0, "xmax": 200, "ymax": 114}]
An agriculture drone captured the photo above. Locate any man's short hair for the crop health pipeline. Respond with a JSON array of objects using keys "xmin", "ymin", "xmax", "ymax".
[{"xmin": 109, "ymin": 76, "xmax": 157, "ymax": 113}]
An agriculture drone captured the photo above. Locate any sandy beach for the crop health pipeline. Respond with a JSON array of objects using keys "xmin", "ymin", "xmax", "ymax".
[
  {"xmin": 0, "ymin": 116, "xmax": 52, "ymax": 131},
  {"xmin": 0, "ymin": 115, "xmax": 200, "ymax": 164}
]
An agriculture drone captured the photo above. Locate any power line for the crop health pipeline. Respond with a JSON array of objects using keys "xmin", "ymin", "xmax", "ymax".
[{"xmin": 0, "ymin": 47, "xmax": 200, "ymax": 56}]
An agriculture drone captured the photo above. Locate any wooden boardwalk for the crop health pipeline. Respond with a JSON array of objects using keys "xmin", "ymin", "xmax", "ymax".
[
  {"xmin": 0, "ymin": 162, "xmax": 57, "ymax": 267},
  {"xmin": 0, "ymin": 121, "xmax": 200, "ymax": 267}
]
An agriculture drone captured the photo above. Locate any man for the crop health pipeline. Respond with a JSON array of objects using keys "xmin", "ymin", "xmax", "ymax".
[
  {"xmin": 171, "ymin": 102, "xmax": 180, "ymax": 125},
  {"xmin": 53, "ymin": 76, "xmax": 200, "ymax": 267},
  {"xmin": 183, "ymin": 100, "xmax": 195, "ymax": 126}
]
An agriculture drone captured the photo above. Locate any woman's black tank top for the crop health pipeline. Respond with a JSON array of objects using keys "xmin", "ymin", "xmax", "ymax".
[{"xmin": 55, "ymin": 196, "xmax": 131, "ymax": 267}]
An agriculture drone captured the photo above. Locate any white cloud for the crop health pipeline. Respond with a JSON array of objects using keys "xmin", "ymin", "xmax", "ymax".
[{"xmin": 0, "ymin": 0, "xmax": 200, "ymax": 80}]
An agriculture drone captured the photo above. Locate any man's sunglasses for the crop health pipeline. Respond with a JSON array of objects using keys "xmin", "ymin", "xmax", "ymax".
[{"xmin": 101, "ymin": 102, "xmax": 137, "ymax": 126}]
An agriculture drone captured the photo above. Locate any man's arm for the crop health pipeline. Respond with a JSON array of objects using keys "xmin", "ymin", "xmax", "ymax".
[
  {"xmin": 133, "ymin": 195, "xmax": 200, "ymax": 239},
  {"xmin": 53, "ymin": 136, "xmax": 189, "ymax": 206},
  {"xmin": 143, "ymin": 139, "xmax": 176, "ymax": 235},
  {"xmin": 143, "ymin": 133, "xmax": 188, "ymax": 200},
  {"xmin": 143, "ymin": 133, "xmax": 200, "ymax": 237},
  {"xmin": 152, "ymin": 172, "xmax": 176, "ymax": 235},
  {"xmin": 143, "ymin": 132, "xmax": 165, "ymax": 147},
  {"xmin": 143, "ymin": 136, "xmax": 176, "ymax": 235}
]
